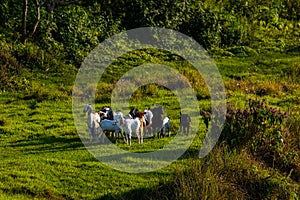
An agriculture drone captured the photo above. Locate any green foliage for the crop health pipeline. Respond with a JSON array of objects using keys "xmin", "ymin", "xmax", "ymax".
[
  {"xmin": 2, "ymin": 0, "xmax": 300, "ymax": 54},
  {"xmin": 1, "ymin": 0, "xmax": 300, "ymax": 69},
  {"xmin": 0, "ymin": 49, "xmax": 28, "ymax": 91},
  {"xmin": 121, "ymin": 0, "xmax": 192, "ymax": 30},
  {"xmin": 222, "ymin": 99, "xmax": 288, "ymax": 150},
  {"xmin": 10, "ymin": 43, "xmax": 45, "ymax": 69},
  {"xmin": 1, "ymin": 1, "xmax": 300, "ymax": 199},
  {"xmin": 52, "ymin": 4, "xmax": 122, "ymax": 66},
  {"xmin": 202, "ymin": 98, "xmax": 299, "ymax": 174},
  {"xmin": 181, "ymin": 2, "xmax": 221, "ymax": 49},
  {"xmin": 0, "ymin": 0, "xmax": 22, "ymax": 41},
  {"xmin": 282, "ymin": 63, "xmax": 300, "ymax": 84},
  {"xmin": 123, "ymin": 146, "xmax": 299, "ymax": 199},
  {"xmin": 21, "ymin": 83, "xmax": 70, "ymax": 102}
]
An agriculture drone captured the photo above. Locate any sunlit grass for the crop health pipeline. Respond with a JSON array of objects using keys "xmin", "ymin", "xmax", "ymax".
[{"xmin": 0, "ymin": 50, "xmax": 299, "ymax": 199}]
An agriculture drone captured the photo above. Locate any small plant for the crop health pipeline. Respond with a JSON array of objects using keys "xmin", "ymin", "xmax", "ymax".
[{"xmin": 282, "ymin": 63, "xmax": 300, "ymax": 84}]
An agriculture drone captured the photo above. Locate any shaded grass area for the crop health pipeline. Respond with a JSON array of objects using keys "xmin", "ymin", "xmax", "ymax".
[{"xmin": 100, "ymin": 147, "xmax": 299, "ymax": 200}]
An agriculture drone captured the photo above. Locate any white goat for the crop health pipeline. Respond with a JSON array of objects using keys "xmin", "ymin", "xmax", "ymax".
[
  {"xmin": 162, "ymin": 117, "xmax": 171, "ymax": 137},
  {"xmin": 143, "ymin": 109, "xmax": 153, "ymax": 136},
  {"xmin": 114, "ymin": 112, "xmax": 145, "ymax": 145},
  {"xmin": 99, "ymin": 119, "xmax": 123, "ymax": 144},
  {"xmin": 83, "ymin": 104, "xmax": 101, "ymax": 142}
]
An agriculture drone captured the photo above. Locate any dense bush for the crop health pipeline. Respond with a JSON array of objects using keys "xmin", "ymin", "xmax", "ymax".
[
  {"xmin": 201, "ymin": 99, "xmax": 299, "ymax": 173},
  {"xmin": 52, "ymin": 4, "xmax": 122, "ymax": 66},
  {"xmin": 1, "ymin": 0, "xmax": 300, "ymax": 65},
  {"xmin": 0, "ymin": 50, "xmax": 27, "ymax": 91}
]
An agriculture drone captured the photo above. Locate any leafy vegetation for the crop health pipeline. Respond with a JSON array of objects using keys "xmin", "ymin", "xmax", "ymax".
[
  {"xmin": 202, "ymin": 98, "xmax": 299, "ymax": 180},
  {"xmin": 0, "ymin": 0, "xmax": 300, "ymax": 199}
]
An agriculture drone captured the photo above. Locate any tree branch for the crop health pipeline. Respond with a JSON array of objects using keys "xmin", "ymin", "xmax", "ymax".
[
  {"xmin": 31, "ymin": 0, "xmax": 42, "ymax": 37},
  {"xmin": 22, "ymin": 0, "xmax": 29, "ymax": 44}
]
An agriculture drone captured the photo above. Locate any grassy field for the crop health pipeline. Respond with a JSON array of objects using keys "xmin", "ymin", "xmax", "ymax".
[{"xmin": 0, "ymin": 49, "xmax": 299, "ymax": 199}]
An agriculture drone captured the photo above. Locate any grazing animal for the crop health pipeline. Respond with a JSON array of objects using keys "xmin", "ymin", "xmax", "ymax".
[
  {"xmin": 97, "ymin": 106, "xmax": 120, "ymax": 142},
  {"xmin": 162, "ymin": 117, "xmax": 171, "ymax": 137},
  {"xmin": 143, "ymin": 109, "xmax": 153, "ymax": 126},
  {"xmin": 114, "ymin": 112, "xmax": 146, "ymax": 145},
  {"xmin": 143, "ymin": 109, "xmax": 154, "ymax": 136},
  {"xmin": 99, "ymin": 119, "xmax": 123, "ymax": 144},
  {"xmin": 150, "ymin": 106, "xmax": 165, "ymax": 138},
  {"xmin": 128, "ymin": 107, "xmax": 139, "ymax": 119},
  {"xmin": 180, "ymin": 112, "xmax": 191, "ymax": 135},
  {"xmin": 98, "ymin": 106, "xmax": 114, "ymax": 121},
  {"xmin": 134, "ymin": 111, "xmax": 147, "ymax": 142},
  {"xmin": 83, "ymin": 104, "xmax": 101, "ymax": 142},
  {"xmin": 128, "ymin": 107, "xmax": 153, "ymax": 136}
]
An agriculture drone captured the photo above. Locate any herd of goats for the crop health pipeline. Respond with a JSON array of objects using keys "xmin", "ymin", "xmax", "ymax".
[{"xmin": 83, "ymin": 104, "xmax": 191, "ymax": 145}]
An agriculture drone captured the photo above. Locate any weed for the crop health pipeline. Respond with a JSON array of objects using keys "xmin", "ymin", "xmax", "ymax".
[{"xmin": 282, "ymin": 63, "xmax": 300, "ymax": 84}]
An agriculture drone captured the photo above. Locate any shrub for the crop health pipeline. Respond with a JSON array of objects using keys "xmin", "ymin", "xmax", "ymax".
[
  {"xmin": 22, "ymin": 83, "xmax": 69, "ymax": 102},
  {"xmin": 0, "ymin": 50, "xmax": 25, "ymax": 91},
  {"xmin": 201, "ymin": 99, "xmax": 298, "ymax": 171}
]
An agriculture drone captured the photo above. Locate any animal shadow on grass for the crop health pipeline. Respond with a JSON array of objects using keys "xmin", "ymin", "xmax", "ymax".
[
  {"xmin": 9, "ymin": 136, "xmax": 84, "ymax": 154},
  {"xmin": 96, "ymin": 182, "xmax": 175, "ymax": 200}
]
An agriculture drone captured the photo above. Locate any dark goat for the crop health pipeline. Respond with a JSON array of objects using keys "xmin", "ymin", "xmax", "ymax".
[
  {"xmin": 180, "ymin": 112, "xmax": 191, "ymax": 135},
  {"xmin": 129, "ymin": 106, "xmax": 165, "ymax": 138},
  {"xmin": 150, "ymin": 106, "xmax": 165, "ymax": 138},
  {"xmin": 129, "ymin": 107, "xmax": 139, "ymax": 119},
  {"xmin": 128, "ymin": 107, "xmax": 146, "ymax": 123},
  {"xmin": 98, "ymin": 106, "xmax": 114, "ymax": 121}
]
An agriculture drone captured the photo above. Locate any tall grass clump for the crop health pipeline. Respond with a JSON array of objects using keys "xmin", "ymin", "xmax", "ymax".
[
  {"xmin": 135, "ymin": 146, "xmax": 299, "ymax": 199},
  {"xmin": 282, "ymin": 63, "xmax": 300, "ymax": 84}
]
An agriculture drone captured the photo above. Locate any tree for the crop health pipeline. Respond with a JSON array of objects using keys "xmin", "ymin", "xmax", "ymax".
[
  {"xmin": 21, "ymin": 0, "xmax": 82, "ymax": 44},
  {"xmin": 22, "ymin": 0, "xmax": 29, "ymax": 43}
]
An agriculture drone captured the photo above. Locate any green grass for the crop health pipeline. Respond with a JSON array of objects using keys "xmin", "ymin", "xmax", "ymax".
[{"xmin": 0, "ymin": 50, "xmax": 299, "ymax": 199}]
